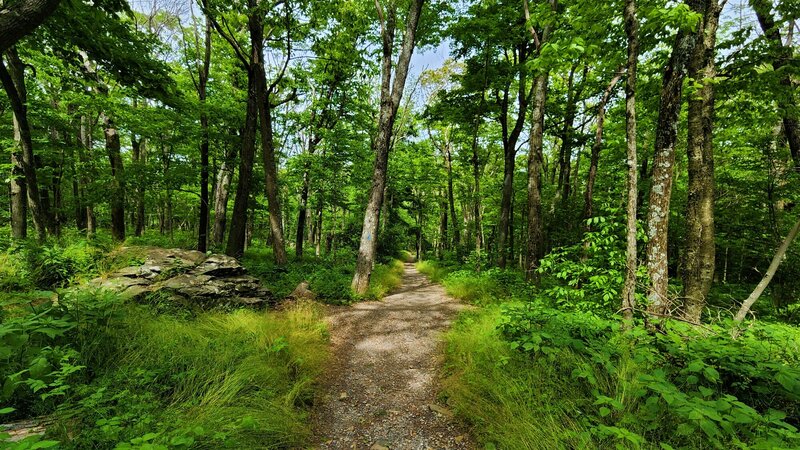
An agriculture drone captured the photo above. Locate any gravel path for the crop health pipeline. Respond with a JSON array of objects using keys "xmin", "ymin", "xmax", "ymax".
[{"xmin": 311, "ymin": 263, "xmax": 475, "ymax": 449}]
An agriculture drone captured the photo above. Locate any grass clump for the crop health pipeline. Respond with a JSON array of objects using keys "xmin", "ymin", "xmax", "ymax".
[
  {"xmin": 2, "ymin": 290, "xmax": 329, "ymax": 449},
  {"xmin": 366, "ymin": 259, "xmax": 405, "ymax": 299},
  {"xmin": 442, "ymin": 306, "xmax": 590, "ymax": 449}
]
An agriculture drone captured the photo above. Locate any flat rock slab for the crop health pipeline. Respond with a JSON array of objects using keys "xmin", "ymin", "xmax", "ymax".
[
  {"xmin": 312, "ymin": 263, "xmax": 475, "ymax": 449},
  {"xmin": 85, "ymin": 247, "xmax": 273, "ymax": 307}
]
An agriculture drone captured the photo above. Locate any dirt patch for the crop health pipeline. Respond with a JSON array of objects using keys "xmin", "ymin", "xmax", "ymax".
[{"xmin": 312, "ymin": 264, "xmax": 475, "ymax": 449}]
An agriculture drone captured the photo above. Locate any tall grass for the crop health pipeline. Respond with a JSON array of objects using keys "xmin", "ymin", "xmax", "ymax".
[
  {"xmin": 366, "ymin": 259, "xmax": 405, "ymax": 299},
  {"xmin": 442, "ymin": 307, "xmax": 590, "ymax": 449},
  {"xmin": 53, "ymin": 300, "xmax": 328, "ymax": 449}
]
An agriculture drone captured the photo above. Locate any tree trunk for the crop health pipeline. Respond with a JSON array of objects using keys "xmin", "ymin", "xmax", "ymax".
[
  {"xmin": 352, "ymin": 0, "xmax": 424, "ymax": 294},
  {"xmin": 734, "ymin": 216, "xmax": 800, "ymax": 323},
  {"xmin": 583, "ymin": 69, "xmax": 623, "ymax": 221},
  {"xmin": 0, "ymin": 0, "xmax": 61, "ymax": 54},
  {"xmin": 248, "ymin": 11, "xmax": 288, "ymax": 264},
  {"xmin": 622, "ymin": 0, "xmax": 640, "ymax": 324},
  {"xmin": 0, "ymin": 48, "xmax": 45, "ymax": 240},
  {"xmin": 225, "ymin": 65, "xmax": 258, "ymax": 258},
  {"xmin": 682, "ymin": 0, "xmax": 722, "ymax": 323},
  {"xmin": 750, "ymin": 0, "xmax": 800, "ymax": 170},
  {"xmin": 645, "ymin": 0, "xmax": 704, "ymax": 316},
  {"xmin": 471, "ymin": 121, "xmax": 483, "ymax": 256},
  {"xmin": 197, "ymin": 19, "xmax": 212, "ymax": 253},
  {"xmin": 557, "ymin": 65, "xmax": 578, "ymax": 202},
  {"xmin": 131, "ymin": 136, "xmax": 146, "ymax": 237},
  {"xmin": 103, "ymin": 115, "xmax": 125, "ymax": 241},
  {"xmin": 212, "ymin": 143, "xmax": 236, "ymax": 245},
  {"xmin": 497, "ymin": 43, "xmax": 530, "ymax": 269},
  {"xmin": 526, "ymin": 72, "xmax": 548, "ymax": 281},
  {"xmin": 523, "ymin": 0, "xmax": 553, "ymax": 281},
  {"xmin": 78, "ymin": 114, "xmax": 96, "ymax": 236},
  {"xmin": 10, "ymin": 136, "xmax": 26, "ymax": 240},
  {"xmin": 444, "ymin": 139, "xmax": 459, "ymax": 248}
]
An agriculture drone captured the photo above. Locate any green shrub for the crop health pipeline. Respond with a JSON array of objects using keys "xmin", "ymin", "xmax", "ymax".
[{"xmin": 366, "ymin": 259, "xmax": 405, "ymax": 299}]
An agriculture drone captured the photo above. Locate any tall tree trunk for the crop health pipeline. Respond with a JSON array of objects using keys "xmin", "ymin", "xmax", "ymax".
[
  {"xmin": 226, "ymin": 67, "xmax": 258, "ymax": 258},
  {"xmin": 197, "ymin": 19, "xmax": 212, "ymax": 253},
  {"xmin": 583, "ymin": 69, "xmax": 623, "ymax": 221},
  {"xmin": 103, "ymin": 115, "xmax": 125, "ymax": 241},
  {"xmin": 352, "ymin": 0, "xmax": 424, "ymax": 294},
  {"xmin": 524, "ymin": 0, "xmax": 553, "ymax": 281},
  {"xmin": 1, "ymin": 48, "xmax": 45, "ymax": 240},
  {"xmin": 557, "ymin": 65, "xmax": 578, "ymax": 202},
  {"xmin": 682, "ymin": 0, "xmax": 722, "ymax": 323},
  {"xmin": 444, "ymin": 139, "xmax": 459, "ymax": 248},
  {"xmin": 9, "ymin": 128, "xmax": 26, "ymax": 240},
  {"xmin": 78, "ymin": 114, "xmax": 96, "ymax": 236},
  {"xmin": 498, "ymin": 43, "xmax": 530, "ymax": 269},
  {"xmin": 622, "ymin": 0, "xmax": 640, "ymax": 324},
  {"xmin": 645, "ymin": 0, "xmax": 704, "ymax": 316},
  {"xmin": 249, "ymin": 10, "xmax": 288, "ymax": 265},
  {"xmin": 526, "ymin": 72, "xmax": 548, "ymax": 281},
  {"xmin": 750, "ymin": 0, "xmax": 800, "ymax": 169},
  {"xmin": 471, "ymin": 121, "xmax": 483, "ymax": 256},
  {"xmin": 131, "ymin": 136, "xmax": 146, "ymax": 237},
  {"xmin": 733, "ymin": 216, "xmax": 800, "ymax": 324}
]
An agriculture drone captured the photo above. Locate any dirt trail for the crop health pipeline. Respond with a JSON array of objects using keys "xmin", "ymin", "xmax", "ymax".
[{"xmin": 311, "ymin": 263, "xmax": 475, "ymax": 449}]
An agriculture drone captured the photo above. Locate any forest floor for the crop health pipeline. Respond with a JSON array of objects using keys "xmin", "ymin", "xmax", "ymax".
[{"xmin": 311, "ymin": 263, "xmax": 475, "ymax": 450}]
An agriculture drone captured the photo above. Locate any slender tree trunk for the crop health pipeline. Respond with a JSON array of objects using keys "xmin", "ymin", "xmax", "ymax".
[
  {"xmin": 583, "ymin": 69, "xmax": 623, "ymax": 221},
  {"xmin": 197, "ymin": 19, "xmax": 212, "ymax": 253},
  {"xmin": 645, "ymin": 0, "xmax": 704, "ymax": 316},
  {"xmin": 9, "ymin": 131, "xmax": 26, "ymax": 240},
  {"xmin": 444, "ymin": 140, "xmax": 459, "ymax": 248},
  {"xmin": 103, "ymin": 115, "xmax": 125, "ymax": 241},
  {"xmin": 750, "ymin": 0, "xmax": 800, "ymax": 169},
  {"xmin": 296, "ymin": 139, "xmax": 317, "ymax": 258},
  {"xmin": 498, "ymin": 43, "xmax": 530, "ymax": 269},
  {"xmin": 78, "ymin": 114, "xmax": 96, "ymax": 236},
  {"xmin": 1, "ymin": 48, "xmax": 45, "ymax": 240},
  {"xmin": 682, "ymin": 0, "xmax": 722, "ymax": 323},
  {"xmin": 734, "ymin": 216, "xmax": 800, "ymax": 323},
  {"xmin": 622, "ymin": 0, "xmax": 640, "ymax": 324},
  {"xmin": 226, "ymin": 65, "xmax": 258, "ymax": 257},
  {"xmin": 352, "ymin": 0, "xmax": 424, "ymax": 294},
  {"xmin": 131, "ymin": 136, "xmax": 146, "ymax": 237},
  {"xmin": 557, "ymin": 65, "xmax": 578, "ymax": 202},
  {"xmin": 471, "ymin": 122, "xmax": 483, "ymax": 256}
]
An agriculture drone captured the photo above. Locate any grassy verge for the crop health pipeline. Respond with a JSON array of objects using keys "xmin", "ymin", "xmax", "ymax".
[
  {"xmin": 442, "ymin": 306, "xmax": 589, "ymax": 449},
  {"xmin": 2, "ymin": 291, "xmax": 328, "ymax": 449}
]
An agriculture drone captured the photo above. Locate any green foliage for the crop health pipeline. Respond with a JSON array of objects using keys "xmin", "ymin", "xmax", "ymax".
[
  {"xmin": 536, "ymin": 209, "xmax": 648, "ymax": 314},
  {"xmin": 1, "ymin": 289, "xmax": 328, "ymax": 449},
  {"xmin": 494, "ymin": 303, "xmax": 800, "ymax": 448}
]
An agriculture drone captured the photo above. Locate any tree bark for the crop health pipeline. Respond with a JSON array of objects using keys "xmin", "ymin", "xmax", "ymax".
[
  {"xmin": 9, "ymin": 122, "xmax": 26, "ymax": 240},
  {"xmin": 78, "ymin": 114, "xmax": 96, "ymax": 236},
  {"xmin": 0, "ymin": 48, "xmax": 45, "ymax": 240},
  {"xmin": 645, "ymin": 0, "xmax": 705, "ymax": 316},
  {"xmin": 621, "ymin": 0, "xmax": 640, "ymax": 324},
  {"xmin": 211, "ymin": 140, "xmax": 236, "ymax": 245},
  {"xmin": 103, "ymin": 114, "xmax": 125, "ymax": 241},
  {"xmin": 682, "ymin": 0, "xmax": 722, "ymax": 323},
  {"xmin": 526, "ymin": 72, "xmax": 548, "ymax": 281},
  {"xmin": 733, "ymin": 216, "xmax": 800, "ymax": 323},
  {"xmin": 471, "ymin": 121, "xmax": 483, "ymax": 257},
  {"xmin": 225, "ymin": 67, "xmax": 258, "ymax": 258},
  {"xmin": 0, "ymin": 0, "xmax": 61, "ymax": 54},
  {"xmin": 352, "ymin": 0, "xmax": 425, "ymax": 294},
  {"xmin": 131, "ymin": 136, "xmax": 146, "ymax": 237}
]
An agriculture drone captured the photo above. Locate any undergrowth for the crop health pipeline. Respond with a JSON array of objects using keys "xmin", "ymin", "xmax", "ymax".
[{"xmin": 1, "ymin": 291, "xmax": 328, "ymax": 449}]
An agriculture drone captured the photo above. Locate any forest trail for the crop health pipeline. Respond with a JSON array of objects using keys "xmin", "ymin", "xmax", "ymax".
[{"xmin": 311, "ymin": 263, "xmax": 475, "ymax": 449}]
